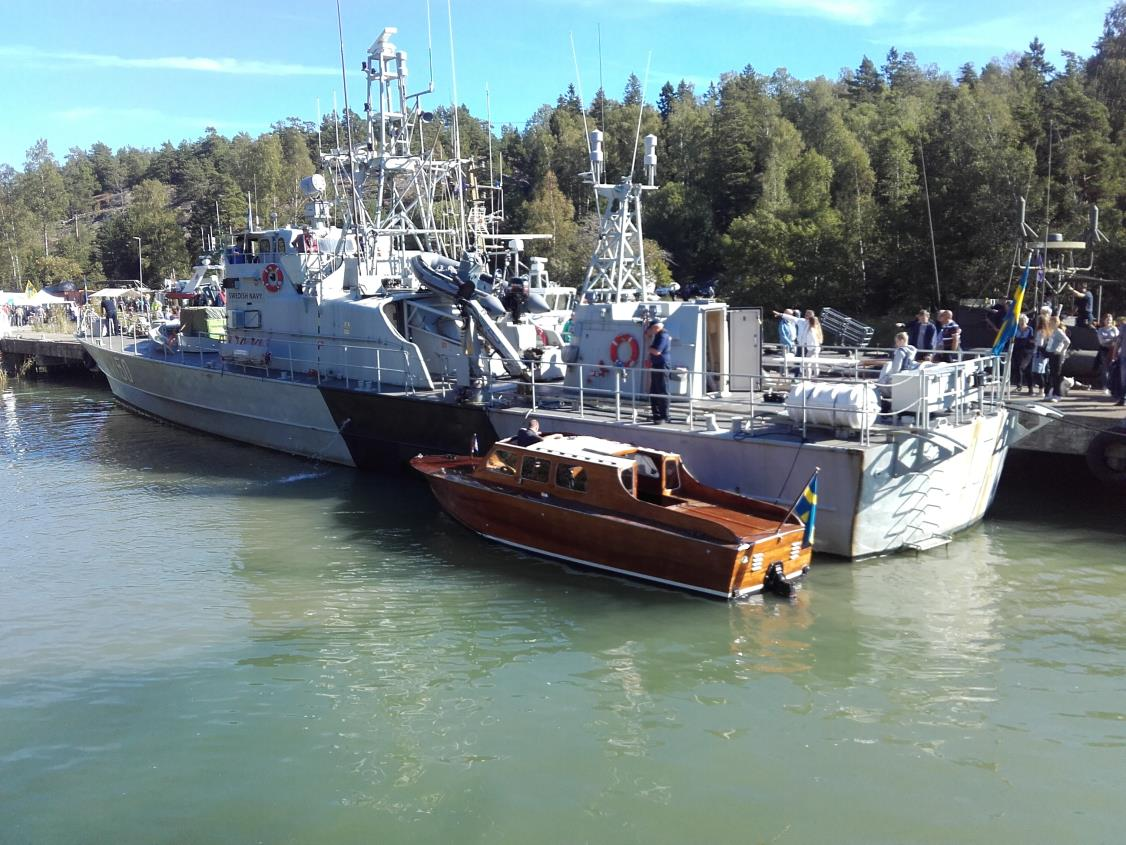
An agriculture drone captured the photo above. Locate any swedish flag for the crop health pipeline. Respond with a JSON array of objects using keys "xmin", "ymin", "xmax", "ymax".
[
  {"xmin": 791, "ymin": 471, "xmax": 819, "ymax": 548},
  {"xmin": 991, "ymin": 256, "xmax": 1032, "ymax": 355}
]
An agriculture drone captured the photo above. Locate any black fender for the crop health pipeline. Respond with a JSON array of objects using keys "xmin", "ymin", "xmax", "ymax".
[{"xmin": 1085, "ymin": 425, "xmax": 1126, "ymax": 489}]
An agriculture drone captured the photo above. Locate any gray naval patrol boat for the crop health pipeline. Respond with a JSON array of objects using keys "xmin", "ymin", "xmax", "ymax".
[{"xmin": 80, "ymin": 24, "xmax": 1015, "ymax": 558}]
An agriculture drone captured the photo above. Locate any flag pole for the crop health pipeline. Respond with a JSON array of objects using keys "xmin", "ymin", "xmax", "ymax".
[{"xmin": 775, "ymin": 466, "xmax": 820, "ymax": 533}]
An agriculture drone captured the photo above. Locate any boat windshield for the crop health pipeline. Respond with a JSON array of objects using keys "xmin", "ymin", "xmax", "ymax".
[{"xmin": 620, "ymin": 467, "xmax": 635, "ymax": 495}]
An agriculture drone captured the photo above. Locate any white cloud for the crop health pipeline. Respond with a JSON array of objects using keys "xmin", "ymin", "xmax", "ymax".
[
  {"xmin": 876, "ymin": 2, "xmax": 1108, "ymax": 52},
  {"xmin": 602, "ymin": 0, "xmax": 889, "ymax": 26},
  {"xmin": 879, "ymin": 15, "xmax": 1026, "ymax": 49},
  {"xmin": 0, "ymin": 45, "xmax": 336, "ymax": 76}
]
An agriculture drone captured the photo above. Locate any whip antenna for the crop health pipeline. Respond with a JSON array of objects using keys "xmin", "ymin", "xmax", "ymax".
[
  {"xmin": 628, "ymin": 51, "xmax": 652, "ymax": 181},
  {"xmin": 335, "ymin": 0, "xmax": 362, "ymax": 255}
]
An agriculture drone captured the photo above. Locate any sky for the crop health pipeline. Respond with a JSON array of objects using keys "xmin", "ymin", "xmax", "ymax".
[{"xmin": 2, "ymin": 0, "xmax": 1114, "ymax": 170}]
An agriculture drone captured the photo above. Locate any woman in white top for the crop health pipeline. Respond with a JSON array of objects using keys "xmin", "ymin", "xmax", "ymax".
[
  {"xmin": 774, "ymin": 309, "xmax": 823, "ymax": 376},
  {"xmin": 1094, "ymin": 313, "xmax": 1119, "ymax": 392},
  {"xmin": 806, "ymin": 313, "xmax": 824, "ymax": 375},
  {"xmin": 1043, "ymin": 315, "xmax": 1071, "ymax": 401}
]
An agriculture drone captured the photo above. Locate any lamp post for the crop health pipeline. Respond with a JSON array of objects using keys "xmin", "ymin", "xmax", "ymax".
[{"xmin": 133, "ymin": 237, "xmax": 143, "ymax": 288}]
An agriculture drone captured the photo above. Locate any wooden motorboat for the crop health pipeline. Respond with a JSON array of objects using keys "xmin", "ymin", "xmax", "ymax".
[{"xmin": 411, "ymin": 434, "xmax": 814, "ymax": 599}]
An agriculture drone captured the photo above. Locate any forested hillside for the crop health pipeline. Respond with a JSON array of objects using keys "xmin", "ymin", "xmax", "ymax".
[{"xmin": 4, "ymin": 3, "xmax": 1125, "ymax": 318}]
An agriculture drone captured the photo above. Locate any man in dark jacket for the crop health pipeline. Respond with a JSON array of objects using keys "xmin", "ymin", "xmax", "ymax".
[
  {"xmin": 905, "ymin": 310, "xmax": 937, "ymax": 361},
  {"xmin": 647, "ymin": 320, "xmax": 671, "ymax": 423},
  {"xmin": 101, "ymin": 296, "xmax": 118, "ymax": 336}
]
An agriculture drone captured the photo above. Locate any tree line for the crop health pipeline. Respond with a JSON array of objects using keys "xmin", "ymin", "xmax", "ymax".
[{"xmin": 3, "ymin": 3, "xmax": 1126, "ymax": 319}]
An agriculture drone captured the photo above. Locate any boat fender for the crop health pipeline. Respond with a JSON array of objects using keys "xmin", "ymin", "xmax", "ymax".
[
  {"xmin": 762, "ymin": 562, "xmax": 795, "ymax": 598},
  {"xmin": 1085, "ymin": 426, "xmax": 1126, "ymax": 490},
  {"xmin": 262, "ymin": 263, "xmax": 284, "ymax": 293},
  {"xmin": 610, "ymin": 333, "xmax": 640, "ymax": 368}
]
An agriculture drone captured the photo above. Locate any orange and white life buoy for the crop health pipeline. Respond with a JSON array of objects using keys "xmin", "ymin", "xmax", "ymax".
[
  {"xmin": 610, "ymin": 333, "xmax": 640, "ymax": 368},
  {"xmin": 262, "ymin": 263, "xmax": 284, "ymax": 293}
]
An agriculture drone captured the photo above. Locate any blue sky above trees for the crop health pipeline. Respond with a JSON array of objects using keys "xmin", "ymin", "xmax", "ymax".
[{"xmin": 3, "ymin": 0, "xmax": 1110, "ymax": 168}]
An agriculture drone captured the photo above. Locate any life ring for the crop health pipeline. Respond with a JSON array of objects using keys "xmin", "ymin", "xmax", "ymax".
[
  {"xmin": 262, "ymin": 263, "xmax": 284, "ymax": 293},
  {"xmin": 610, "ymin": 333, "xmax": 640, "ymax": 368},
  {"xmin": 1085, "ymin": 426, "xmax": 1126, "ymax": 490}
]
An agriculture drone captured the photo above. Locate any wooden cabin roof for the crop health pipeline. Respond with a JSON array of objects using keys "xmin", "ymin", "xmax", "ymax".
[{"xmin": 521, "ymin": 435, "xmax": 674, "ymax": 470}]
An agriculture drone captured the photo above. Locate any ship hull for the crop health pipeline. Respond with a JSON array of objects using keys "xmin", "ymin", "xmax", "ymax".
[
  {"xmin": 82, "ymin": 337, "xmax": 1010, "ymax": 559},
  {"xmin": 81, "ymin": 338, "xmax": 496, "ymax": 469}
]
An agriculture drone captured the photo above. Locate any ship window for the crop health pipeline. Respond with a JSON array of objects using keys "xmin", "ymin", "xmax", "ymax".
[
  {"xmin": 485, "ymin": 448, "xmax": 518, "ymax": 476},
  {"xmin": 275, "ymin": 238, "xmax": 286, "ymax": 253},
  {"xmin": 520, "ymin": 457, "xmax": 551, "ymax": 484},
  {"xmin": 555, "ymin": 463, "xmax": 587, "ymax": 493},
  {"xmin": 258, "ymin": 238, "xmax": 271, "ymax": 255},
  {"xmin": 620, "ymin": 467, "xmax": 635, "ymax": 494}
]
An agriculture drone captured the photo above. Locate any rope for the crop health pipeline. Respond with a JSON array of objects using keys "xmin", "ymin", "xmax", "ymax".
[{"xmin": 1004, "ymin": 401, "xmax": 1126, "ymax": 438}]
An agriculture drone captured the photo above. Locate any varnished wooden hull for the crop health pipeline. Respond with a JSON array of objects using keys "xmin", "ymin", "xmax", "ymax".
[{"xmin": 415, "ymin": 458, "xmax": 811, "ymax": 599}]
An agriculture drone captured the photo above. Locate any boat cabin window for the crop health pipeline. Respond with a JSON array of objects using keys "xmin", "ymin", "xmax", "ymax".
[
  {"xmin": 275, "ymin": 237, "xmax": 287, "ymax": 253},
  {"xmin": 258, "ymin": 238, "xmax": 272, "ymax": 256},
  {"xmin": 485, "ymin": 448, "xmax": 518, "ymax": 476},
  {"xmin": 554, "ymin": 463, "xmax": 587, "ymax": 493},
  {"xmin": 664, "ymin": 458, "xmax": 681, "ymax": 491},
  {"xmin": 520, "ymin": 457, "xmax": 551, "ymax": 484},
  {"xmin": 620, "ymin": 467, "xmax": 635, "ymax": 495},
  {"xmin": 634, "ymin": 453, "xmax": 660, "ymax": 480}
]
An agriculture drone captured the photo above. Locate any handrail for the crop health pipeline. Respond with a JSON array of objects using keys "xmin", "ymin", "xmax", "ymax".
[
  {"xmin": 514, "ymin": 350, "xmax": 1004, "ymax": 439},
  {"xmin": 80, "ymin": 317, "xmax": 1006, "ymax": 441}
]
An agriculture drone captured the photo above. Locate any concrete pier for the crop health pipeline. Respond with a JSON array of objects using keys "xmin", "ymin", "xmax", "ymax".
[
  {"xmin": 1008, "ymin": 391, "xmax": 1125, "ymax": 456},
  {"xmin": 0, "ymin": 330, "xmax": 98, "ymax": 374}
]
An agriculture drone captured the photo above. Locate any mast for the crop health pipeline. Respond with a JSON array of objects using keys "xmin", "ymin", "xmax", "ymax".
[{"xmin": 579, "ymin": 131, "xmax": 658, "ymax": 304}]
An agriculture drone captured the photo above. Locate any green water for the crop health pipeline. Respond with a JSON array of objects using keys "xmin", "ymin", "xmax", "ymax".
[{"xmin": 1, "ymin": 378, "xmax": 1123, "ymax": 844}]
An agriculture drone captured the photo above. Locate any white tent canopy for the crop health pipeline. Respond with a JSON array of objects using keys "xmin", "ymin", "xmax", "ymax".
[
  {"xmin": 1, "ymin": 291, "xmax": 30, "ymax": 306},
  {"xmin": 29, "ymin": 289, "xmax": 67, "ymax": 305},
  {"xmin": 86, "ymin": 287, "xmax": 150, "ymax": 300}
]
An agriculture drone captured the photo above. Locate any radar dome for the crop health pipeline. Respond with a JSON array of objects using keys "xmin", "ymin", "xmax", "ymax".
[{"xmin": 300, "ymin": 174, "xmax": 327, "ymax": 198}]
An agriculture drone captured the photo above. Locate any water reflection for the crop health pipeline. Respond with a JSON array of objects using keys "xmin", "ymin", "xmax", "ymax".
[{"xmin": 4, "ymin": 379, "xmax": 1126, "ymax": 842}]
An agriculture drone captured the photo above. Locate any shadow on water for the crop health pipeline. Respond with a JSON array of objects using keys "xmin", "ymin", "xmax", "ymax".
[{"xmin": 991, "ymin": 450, "xmax": 1126, "ymax": 538}]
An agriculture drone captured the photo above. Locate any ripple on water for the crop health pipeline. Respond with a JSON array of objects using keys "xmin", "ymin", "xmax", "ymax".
[{"xmin": 2, "ymin": 380, "xmax": 1126, "ymax": 843}]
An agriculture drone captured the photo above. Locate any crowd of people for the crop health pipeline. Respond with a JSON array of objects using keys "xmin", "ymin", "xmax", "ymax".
[
  {"xmin": 771, "ymin": 296, "xmax": 1126, "ymax": 409},
  {"xmin": 903, "ymin": 309, "xmax": 963, "ymax": 362},
  {"xmin": 910, "ymin": 297, "xmax": 1126, "ymax": 406},
  {"xmin": 999, "ymin": 300, "xmax": 1123, "ymax": 405}
]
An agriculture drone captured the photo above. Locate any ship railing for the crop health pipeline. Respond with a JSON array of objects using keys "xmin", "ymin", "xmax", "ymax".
[
  {"xmin": 88, "ymin": 322, "xmax": 425, "ymax": 394},
  {"xmin": 220, "ymin": 338, "xmax": 422, "ymax": 394},
  {"xmin": 513, "ymin": 347, "xmax": 1004, "ymax": 442}
]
